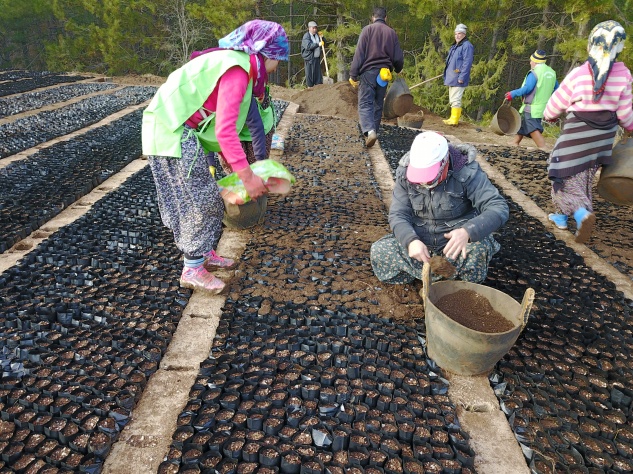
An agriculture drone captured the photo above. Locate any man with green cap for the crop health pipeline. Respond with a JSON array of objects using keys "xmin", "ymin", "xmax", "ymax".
[{"xmin": 505, "ymin": 50, "xmax": 558, "ymax": 151}]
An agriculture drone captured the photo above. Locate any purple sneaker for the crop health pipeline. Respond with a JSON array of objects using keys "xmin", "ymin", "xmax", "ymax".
[
  {"xmin": 180, "ymin": 266, "xmax": 226, "ymax": 294},
  {"xmin": 204, "ymin": 250, "xmax": 237, "ymax": 270}
]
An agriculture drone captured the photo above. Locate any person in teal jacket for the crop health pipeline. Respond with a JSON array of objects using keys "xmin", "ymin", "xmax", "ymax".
[
  {"xmin": 142, "ymin": 20, "xmax": 289, "ymax": 294},
  {"xmin": 505, "ymin": 50, "xmax": 558, "ymax": 151}
]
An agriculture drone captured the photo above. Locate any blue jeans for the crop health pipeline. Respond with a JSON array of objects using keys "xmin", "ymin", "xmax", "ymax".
[{"xmin": 358, "ymin": 68, "xmax": 387, "ymax": 134}]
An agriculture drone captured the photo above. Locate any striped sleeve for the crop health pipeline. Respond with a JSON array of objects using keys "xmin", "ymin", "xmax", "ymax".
[
  {"xmin": 616, "ymin": 70, "xmax": 633, "ymax": 131},
  {"xmin": 544, "ymin": 62, "xmax": 633, "ymax": 129}
]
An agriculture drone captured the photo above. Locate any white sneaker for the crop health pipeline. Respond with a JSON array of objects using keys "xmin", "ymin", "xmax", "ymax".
[{"xmin": 365, "ymin": 130, "xmax": 377, "ymax": 148}]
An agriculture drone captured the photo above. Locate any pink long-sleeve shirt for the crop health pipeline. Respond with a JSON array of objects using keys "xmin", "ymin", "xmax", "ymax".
[
  {"xmin": 543, "ymin": 61, "xmax": 633, "ymax": 131},
  {"xmin": 185, "ymin": 66, "xmax": 251, "ymax": 171}
]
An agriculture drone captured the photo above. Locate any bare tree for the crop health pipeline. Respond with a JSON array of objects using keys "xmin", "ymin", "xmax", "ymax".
[{"xmin": 160, "ymin": 0, "xmax": 212, "ymax": 70}]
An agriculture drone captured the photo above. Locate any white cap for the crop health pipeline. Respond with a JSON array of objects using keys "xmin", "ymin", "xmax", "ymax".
[
  {"xmin": 455, "ymin": 24, "xmax": 467, "ymax": 34},
  {"xmin": 308, "ymin": 21, "xmax": 317, "ymax": 27},
  {"xmin": 406, "ymin": 132, "xmax": 449, "ymax": 183}
]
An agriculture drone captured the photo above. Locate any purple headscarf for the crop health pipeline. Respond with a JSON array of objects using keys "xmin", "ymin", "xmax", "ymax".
[{"xmin": 218, "ymin": 20, "xmax": 289, "ymax": 61}]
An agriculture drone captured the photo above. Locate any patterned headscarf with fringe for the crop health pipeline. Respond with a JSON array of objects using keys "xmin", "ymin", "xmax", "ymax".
[
  {"xmin": 587, "ymin": 20, "xmax": 627, "ymax": 102},
  {"xmin": 218, "ymin": 20, "xmax": 289, "ymax": 61}
]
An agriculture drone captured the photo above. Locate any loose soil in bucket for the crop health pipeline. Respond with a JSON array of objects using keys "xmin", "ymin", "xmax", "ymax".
[{"xmin": 434, "ymin": 289, "xmax": 515, "ymax": 333}]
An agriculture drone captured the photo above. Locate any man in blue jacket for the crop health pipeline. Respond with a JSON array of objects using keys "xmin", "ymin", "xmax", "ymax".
[
  {"xmin": 443, "ymin": 24, "xmax": 474, "ymax": 126},
  {"xmin": 370, "ymin": 132, "xmax": 509, "ymax": 285},
  {"xmin": 349, "ymin": 7, "xmax": 404, "ymax": 147}
]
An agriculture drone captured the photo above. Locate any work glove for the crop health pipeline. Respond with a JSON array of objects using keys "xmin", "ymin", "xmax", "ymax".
[
  {"xmin": 349, "ymin": 78, "xmax": 359, "ymax": 88},
  {"xmin": 235, "ymin": 165, "xmax": 268, "ymax": 201},
  {"xmin": 505, "ymin": 92, "xmax": 512, "ymax": 102},
  {"xmin": 319, "ymin": 41, "xmax": 324, "ymax": 47}
]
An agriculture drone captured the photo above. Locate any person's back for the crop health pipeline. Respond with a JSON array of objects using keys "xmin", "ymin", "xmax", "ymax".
[
  {"xmin": 350, "ymin": 19, "xmax": 404, "ymax": 77},
  {"xmin": 543, "ymin": 20, "xmax": 632, "ymax": 244},
  {"xmin": 521, "ymin": 62, "xmax": 557, "ymax": 118},
  {"xmin": 546, "ymin": 61, "xmax": 633, "ymax": 119},
  {"xmin": 349, "ymin": 6, "xmax": 404, "ymax": 148}
]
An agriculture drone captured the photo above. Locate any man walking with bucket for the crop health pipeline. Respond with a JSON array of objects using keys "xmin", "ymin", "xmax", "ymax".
[
  {"xmin": 505, "ymin": 50, "xmax": 558, "ymax": 151},
  {"xmin": 349, "ymin": 6, "xmax": 404, "ymax": 148}
]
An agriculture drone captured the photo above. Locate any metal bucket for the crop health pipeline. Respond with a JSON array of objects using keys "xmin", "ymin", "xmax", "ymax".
[
  {"xmin": 223, "ymin": 195, "xmax": 268, "ymax": 229},
  {"xmin": 421, "ymin": 264, "xmax": 534, "ymax": 376},
  {"xmin": 383, "ymin": 78, "xmax": 413, "ymax": 119},
  {"xmin": 397, "ymin": 113, "xmax": 424, "ymax": 129},
  {"xmin": 597, "ymin": 137, "xmax": 633, "ymax": 205},
  {"xmin": 490, "ymin": 102, "xmax": 521, "ymax": 136}
]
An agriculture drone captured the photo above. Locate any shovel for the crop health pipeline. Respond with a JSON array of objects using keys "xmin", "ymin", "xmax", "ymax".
[{"xmin": 321, "ymin": 38, "xmax": 334, "ymax": 85}]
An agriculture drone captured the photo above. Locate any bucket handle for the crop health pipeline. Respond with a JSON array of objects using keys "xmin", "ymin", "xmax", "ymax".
[
  {"xmin": 518, "ymin": 288, "xmax": 535, "ymax": 330},
  {"xmin": 421, "ymin": 262, "xmax": 431, "ymax": 310}
]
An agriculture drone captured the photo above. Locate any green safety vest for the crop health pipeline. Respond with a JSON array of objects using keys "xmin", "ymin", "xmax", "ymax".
[
  {"xmin": 519, "ymin": 63, "xmax": 557, "ymax": 119},
  {"xmin": 142, "ymin": 50, "xmax": 274, "ymax": 158}
]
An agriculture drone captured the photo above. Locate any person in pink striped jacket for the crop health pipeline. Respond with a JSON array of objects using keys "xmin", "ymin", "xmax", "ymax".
[{"xmin": 543, "ymin": 20, "xmax": 633, "ymax": 244}]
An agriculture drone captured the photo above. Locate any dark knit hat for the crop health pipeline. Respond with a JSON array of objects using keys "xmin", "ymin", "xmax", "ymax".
[{"xmin": 530, "ymin": 50, "xmax": 547, "ymax": 63}]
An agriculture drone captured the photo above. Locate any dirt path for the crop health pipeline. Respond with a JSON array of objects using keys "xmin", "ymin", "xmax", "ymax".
[{"xmin": 268, "ymin": 82, "xmax": 557, "ymax": 150}]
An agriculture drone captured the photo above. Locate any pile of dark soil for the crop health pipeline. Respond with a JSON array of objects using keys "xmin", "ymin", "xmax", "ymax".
[{"xmin": 434, "ymin": 289, "xmax": 514, "ymax": 333}]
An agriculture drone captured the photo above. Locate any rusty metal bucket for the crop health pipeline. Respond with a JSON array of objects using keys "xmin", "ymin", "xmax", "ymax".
[
  {"xmin": 421, "ymin": 263, "xmax": 535, "ymax": 376},
  {"xmin": 490, "ymin": 101, "xmax": 521, "ymax": 136},
  {"xmin": 383, "ymin": 77, "xmax": 413, "ymax": 119},
  {"xmin": 597, "ymin": 136, "xmax": 633, "ymax": 205}
]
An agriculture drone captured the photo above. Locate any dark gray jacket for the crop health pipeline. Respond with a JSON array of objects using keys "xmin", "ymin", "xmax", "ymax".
[
  {"xmin": 301, "ymin": 32, "xmax": 321, "ymax": 61},
  {"xmin": 389, "ymin": 144, "xmax": 509, "ymax": 252},
  {"xmin": 349, "ymin": 19, "xmax": 404, "ymax": 80}
]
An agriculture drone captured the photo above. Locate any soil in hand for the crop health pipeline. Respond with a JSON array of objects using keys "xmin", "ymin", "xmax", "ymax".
[
  {"xmin": 434, "ymin": 289, "xmax": 514, "ymax": 333},
  {"xmin": 429, "ymin": 256, "xmax": 456, "ymax": 279}
]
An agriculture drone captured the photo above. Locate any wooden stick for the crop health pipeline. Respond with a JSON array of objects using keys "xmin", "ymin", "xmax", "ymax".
[
  {"xmin": 320, "ymin": 39, "xmax": 330, "ymax": 78},
  {"xmin": 422, "ymin": 262, "xmax": 431, "ymax": 311},
  {"xmin": 409, "ymin": 74, "xmax": 443, "ymax": 90},
  {"xmin": 518, "ymin": 288, "xmax": 535, "ymax": 330}
]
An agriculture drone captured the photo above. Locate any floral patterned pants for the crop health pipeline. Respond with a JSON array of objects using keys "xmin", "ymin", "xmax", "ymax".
[
  {"xmin": 148, "ymin": 128, "xmax": 224, "ymax": 256},
  {"xmin": 370, "ymin": 233, "xmax": 501, "ymax": 284},
  {"xmin": 551, "ymin": 166, "xmax": 598, "ymax": 216}
]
